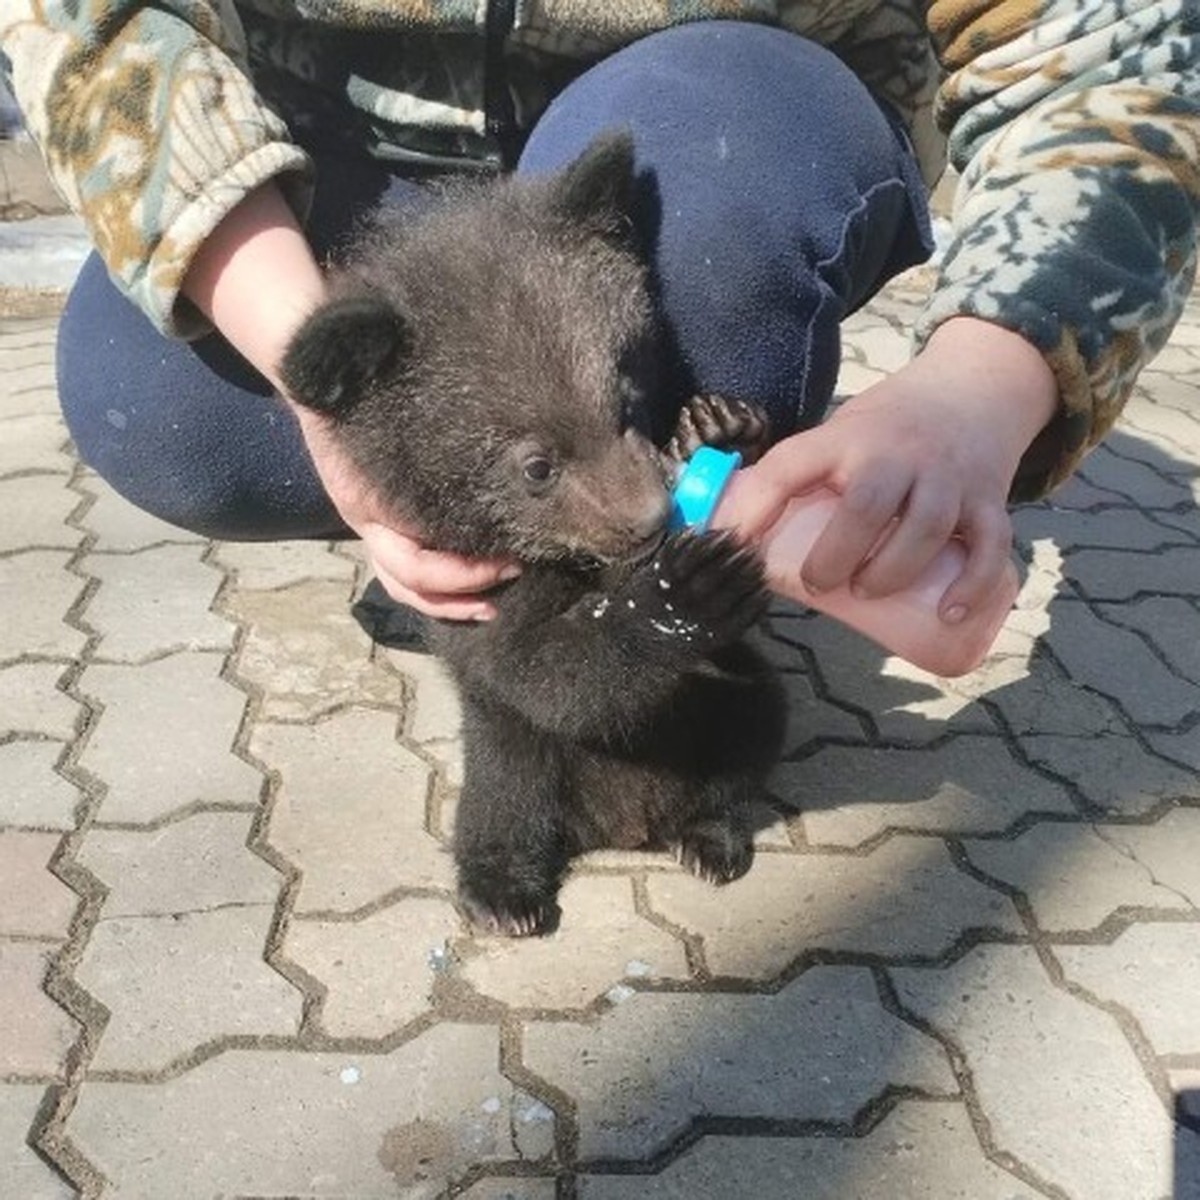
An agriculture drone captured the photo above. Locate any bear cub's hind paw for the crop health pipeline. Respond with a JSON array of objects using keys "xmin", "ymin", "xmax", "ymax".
[{"xmin": 667, "ymin": 394, "xmax": 771, "ymax": 466}]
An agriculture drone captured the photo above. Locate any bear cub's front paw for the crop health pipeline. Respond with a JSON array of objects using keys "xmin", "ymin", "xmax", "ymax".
[
  {"xmin": 458, "ymin": 867, "xmax": 562, "ymax": 938},
  {"xmin": 667, "ymin": 393, "xmax": 771, "ymax": 466},
  {"xmin": 640, "ymin": 531, "xmax": 769, "ymax": 647}
]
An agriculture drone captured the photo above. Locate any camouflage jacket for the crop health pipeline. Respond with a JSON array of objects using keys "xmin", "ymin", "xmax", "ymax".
[{"xmin": 1, "ymin": 1, "xmax": 1196, "ymax": 497}]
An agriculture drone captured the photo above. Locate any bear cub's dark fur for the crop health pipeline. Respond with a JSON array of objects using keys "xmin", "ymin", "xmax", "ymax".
[{"xmin": 281, "ymin": 133, "xmax": 787, "ymax": 936}]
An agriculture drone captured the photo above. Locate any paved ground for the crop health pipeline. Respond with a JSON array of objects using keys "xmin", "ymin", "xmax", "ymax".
[{"xmin": 1, "ymin": 270, "xmax": 1198, "ymax": 1199}]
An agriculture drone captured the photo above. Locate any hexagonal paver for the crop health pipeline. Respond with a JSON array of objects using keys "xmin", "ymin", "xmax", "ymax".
[
  {"xmin": 576, "ymin": 1100, "xmax": 1040, "ymax": 1198},
  {"xmin": 0, "ymin": 414, "xmax": 72, "ymax": 474},
  {"xmin": 384, "ymin": 646, "xmax": 464, "ymax": 747},
  {"xmin": 645, "ymin": 838, "xmax": 1019, "ymax": 980},
  {"xmin": 460, "ymin": 875, "xmax": 690, "ymax": 1009},
  {"xmin": 67, "ymin": 1025, "xmax": 531, "ymax": 1198},
  {"xmin": 1067, "ymin": 546, "xmax": 1200, "ymax": 603},
  {"xmin": 892, "ymin": 945, "xmax": 1190, "ymax": 1200},
  {"xmin": 0, "ymin": 832, "xmax": 76, "ymax": 937},
  {"xmin": 983, "ymin": 655, "xmax": 1128, "ymax": 738},
  {"xmin": 0, "ymin": 1084, "xmax": 74, "ymax": 1198},
  {"xmin": 78, "ymin": 479, "xmax": 204, "ymax": 551},
  {"xmin": 0, "ymin": 662, "xmax": 79, "ymax": 739},
  {"xmin": 1056, "ymin": 923, "xmax": 1200, "ymax": 1056},
  {"xmin": 1078, "ymin": 444, "xmax": 1191, "ymax": 507},
  {"xmin": 225, "ymin": 579, "xmax": 398, "ymax": 720},
  {"xmin": 0, "ymin": 741, "xmax": 81, "ymax": 828},
  {"xmin": 1018, "ymin": 731, "xmax": 1200, "ymax": 816},
  {"xmin": 76, "ymin": 907, "xmax": 301, "ymax": 1072},
  {"xmin": 76, "ymin": 652, "xmax": 262, "ymax": 824},
  {"xmin": 83, "ymin": 546, "xmax": 232, "ymax": 662},
  {"xmin": 965, "ymin": 810, "xmax": 1200, "ymax": 932},
  {"xmin": 0, "ymin": 944, "xmax": 79, "ymax": 1076},
  {"xmin": 460, "ymin": 1181, "xmax": 556, "ymax": 1199},
  {"xmin": 254, "ymin": 708, "xmax": 453, "ymax": 912},
  {"xmin": 1099, "ymin": 596, "xmax": 1200, "ymax": 686},
  {"xmin": 284, "ymin": 897, "xmax": 461, "ymax": 1038},
  {"xmin": 1012, "ymin": 504, "xmax": 1195, "ymax": 551},
  {"xmin": 522, "ymin": 966, "xmax": 954, "ymax": 1161},
  {"xmin": 0, "ymin": 552, "xmax": 86, "ymax": 660},
  {"xmin": 776, "ymin": 736, "xmax": 1074, "ymax": 849},
  {"xmin": 0, "ymin": 476, "xmax": 79, "ymax": 552},
  {"xmin": 213, "ymin": 539, "xmax": 355, "ymax": 591}
]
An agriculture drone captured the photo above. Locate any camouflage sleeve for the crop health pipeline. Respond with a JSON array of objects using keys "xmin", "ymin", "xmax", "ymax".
[
  {"xmin": 920, "ymin": 0, "xmax": 1199, "ymax": 499},
  {"xmin": 0, "ymin": 0, "xmax": 314, "ymax": 336}
]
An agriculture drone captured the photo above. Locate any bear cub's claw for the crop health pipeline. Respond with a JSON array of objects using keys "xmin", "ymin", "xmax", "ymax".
[
  {"xmin": 645, "ymin": 531, "xmax": 770, "ymax": 645},
  {"xmin": 667, "ymin": 394, "xmax": 771, "ymax": 466},
  {"xmin": 679, "ymin": 817, "xmax": 755, "ymax": 885},
  {"xmin": 458, "ymin": 872, "xmax": 562, "ymax": 938}
]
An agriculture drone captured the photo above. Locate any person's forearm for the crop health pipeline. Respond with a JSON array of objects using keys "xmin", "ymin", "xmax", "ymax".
[{"xmin": 181, "ymin": 181, "xmax": 327, "ymax": 392}]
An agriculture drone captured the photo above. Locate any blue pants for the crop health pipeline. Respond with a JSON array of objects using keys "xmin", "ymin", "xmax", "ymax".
[{"xmin": 57, "ymin": 22, "xmax": 932, "ymax": 540}]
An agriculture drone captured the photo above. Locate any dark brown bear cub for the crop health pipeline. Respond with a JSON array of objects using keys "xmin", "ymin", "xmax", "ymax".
[{"xmin": 281, "ymin": 133, "xmax": 786, "ymax": 936}]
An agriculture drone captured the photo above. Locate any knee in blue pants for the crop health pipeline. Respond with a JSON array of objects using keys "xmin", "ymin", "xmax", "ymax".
[{"xmin": 519, "ymin": 21, "xmax": 933, "ymax": 438}]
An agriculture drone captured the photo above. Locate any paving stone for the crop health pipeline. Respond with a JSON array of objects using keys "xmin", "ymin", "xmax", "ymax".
[
  {"xmin": 1056, "ymin": 923, "xmax": 1200, "ymax": 1056},
  {"xmin": 892, "ymin": 944, "xmax": 1186, "ymax": 1200},
  {"xmin": 1037, "ymin": 473, "xmax": 1128, "ymax": 508},
  {"xmin": 460, "ymin": 1181, "xmax": 556, "ymax": 1199},
  {"xmin": 1041, "ymin": 598, "xmax": 1199, "ymax": 727},
  {"xmin": 254, "ymin": 708, "xmax": 453, "ymax": 912},
  {"xmin": 76, "ymin": 652, "xmax": 262, "ymax": 823},
  {"xmin": 645, "ymin": 838, "xmax": 1019, "ymax": 980},
  {"xmin": 0, "ymin": 551, "xmax": 86, "ymax": 659},
  {"xmin": 68, "ymin": 1025, "xmax": 531, "ymax": 1198},
  {"xmin": 769, "ymin": 662, "xmax": 866, "ymax": 752},
  {"xmin": 1121, "ymin": 395, "xmax": 1200, "ymax": 458},
  {"xmin": 0, "ymin": 475, "xmax": 79, "ymax": 551},
  {"xmin": 76, "ymin": 812, "xmax": 280, "ymax": 916},
  {"xmin": 213, "ymin": 539, "xmax": 355, "ymax": 590},
  {"xmin": 1146, "ymin": 729, "xmax": 1200, "ymax": 772},
  {"xmin": 1018, "ymin": 731, "xmax": 1200, "ymax": 816},
  {"xmin": 964, "ymin": 811, "xmax": 1200, "ymax": 932},
  {"xmin": 385, "ymin": 646, "xmax": 464, "ymax": 748},
  {"xmin": 576, "ymin": 1100, "xmax": 1040, "ymax": 1198},
  {"xmin": 1012, "ymin": 503, "xmax": 1194, "ymax": 551},
  {"xmin": 0, "ymin": 413, "xmax": 71, "ymax": 475},
  {"xmin": 0, "ymin": 365, "xmax": 58, "ymax": 420},
  {"xmin": 776, "ymin": 736, "xmax": 1074, "ymax": 849},
  {"xmin": 1134, "ymin": 366, "xmax": 1200, "ymax": 412},
  {"xmin": 1079, "ymin": 443, "xmax": 1193, "ymax": 507},
  {"xmin": 1173, "ymin": 1069, "xmax": 1200, "ymax": 1122},
  {"xmin": 78, "ymin": 479, "xmax": 204, "ymax": 550},
  {"xmin": 1066, "ymin": 545, "xmax": 1200, "ymax": 603},
  {"xmin": 460, "ymin": 875, "xmax": 689, "ymax": 1009},
  {"xmin": 84, "ymin": 546, "xmax": 232, "ymax": 661},
  {"xmin": 226, "ymin": 579, "xmax": 398, "ymax": 720},
  {"xmin": 1098, "ymin": 596, "xmax": 1200, "ymax": 686},
  {"xmin": 77, "ymin": 907, "xmax": 300, "ymax": 1072},
  {"xmin": 0, "ymin": 831, "xmax": 76, "ymax": 937},
  {"xmin": 0, "ymin": 943, "xmax": 78, "ymax": 1076},
  {"xmin": 522, "ymin": 966, "xmax": 954, "ymax": 1161},
  {"xmin": 0, "ymin": 662, "xmax": 79, "ymax": 739},
  {"xmin": 0, "ymin": 741, "xmax": 80, "ymax": 828},
  {"xmin": 0, "ymin": 1084, "xmax": 74, "ymax": 1198},
  {"xmin": 285, "ymin": 897, "xmax": 461, "ymax": 1038}
]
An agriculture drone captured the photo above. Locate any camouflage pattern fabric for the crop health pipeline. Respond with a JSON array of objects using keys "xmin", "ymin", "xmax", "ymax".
[{"xmin": 0, "ymin": 0, "xmax": 1195, "ymax": 497}]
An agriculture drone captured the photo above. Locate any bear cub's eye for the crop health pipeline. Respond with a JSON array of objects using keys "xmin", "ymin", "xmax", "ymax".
[{"xmin": 522, "ymin": 454, "xmax": 558, "ymax": 493}]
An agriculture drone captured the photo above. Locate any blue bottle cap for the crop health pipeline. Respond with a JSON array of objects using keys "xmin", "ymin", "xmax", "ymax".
[{"xmin": 669, "ymin": 446, "xmax": 742, "ymax": 531}]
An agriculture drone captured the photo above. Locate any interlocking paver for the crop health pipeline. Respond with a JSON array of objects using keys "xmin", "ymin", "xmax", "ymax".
[
  {"xmin": 0, "ymin": 831, "xmax": 76, "ymax": 937},
  {"xmin": 776, "ymin": 736, "xmax": 1074, "ymax": 849},
  {"xmin": 67, "ymin": 1025, "xmax": 531, "ymax": 1197},
  {"xmin": 576, "ymin": 1100, "xmax": 1040, "ymax": 1198},
  {"xmin": 460, "ymin": 875, "xmax": 690, "ymax": 1008},
  {"xmin": 1078, "ymin": 442, "xmax": 1194, "ymax": 507},
  {"xmin": 522, "ymin": 966, "xmax": 955, "ymax": 1161},
  {"xmin": 0, "ymin": 662, "xmax": 79, "ymax": 739},
  {"xmin": 1012, "ymin": 503, "xmax": 1195, "ymax": 550},
  {"xmin": 1040, "ymin": 598, "xmax": 1199, "ymax": 727},
  {"xmin": 254, "ymin": 708, "xmax": 453, "ymax": 911},
  {"xmin": 0, "ymin": 475, "xmax": 79, "ymax": 551},
  {"xmin": 83, "ymin": 546, "xmax": 233, "ymax": 661},
  {"xmin": 213, "ymin": 538, "xmax": 355, "ymax": 590},
  {"xmin": 1018, "ymin": 730, "xmax": 1200, "ymax": 816},
  {"xmin": 0, "ymin": 943, "xmax": 78, "ymax": 1076},
  {"xmin": 284, "ymin": 897, "xmax": 461, "ymax": 1038},
  {"xmin": 1056, "ymin": 923, "xmax": 1200, "ymax": 1056},
  {"xmin": 75, "ymin": 652, "xmax": 262, "ymax": 823},
  {"xmin": 1066, "ymin": 545, "xmax": 1200, "ymax": 602},
  {"xmin": 644, "ymin": 837, "xmax": 1019, "ymax": 979},
  {"xmin": 76, "ymin": 907, "xmax": 300, "ymax": 1072},
  {"xmin": 226, "ymin": 579, "xmax": 398, "ymax": 720},
  {"xmin": 0, "ymin": 741, "xmax": 80, "ymax": 828},
  {"xmin": 384, "ymin": 647, "xmax": 465, "ymax": 781},
  {"xmin": 461, "ymin": 1181, "xmax": 557, "ymax": 1199},
  {"xmin": 77, "ymin": 477, "xmax": 204, "ymax": 551},
  {"xmin": 0, "ymin": 413, "xmax": 71, "ymax": 475},
  {"xmin": 892, "ymin": 944, "xmax": 1197, "ymax": 1200},
  {"xmin": 0, "ymin": 551, "xmax": 86, "ymax": 660},
  {"xmin": 0, "ymin": 1084, "xmax": 74, "ymax": 1198},
  {"xmin": 1098, "ymin": 596, "xmax": 1200, "ymax": 685},
  {"xmin": 965, "ymin": 813, "xmax": 1200, "ymax": 932}
]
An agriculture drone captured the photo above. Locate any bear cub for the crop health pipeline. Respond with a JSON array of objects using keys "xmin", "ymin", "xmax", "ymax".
[{"xmin": 281, "ymin": 132, "xmax": 787, "ymax": 936}]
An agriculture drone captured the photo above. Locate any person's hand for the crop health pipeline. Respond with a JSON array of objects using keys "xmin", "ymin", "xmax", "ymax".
[
  {"xmin": 294, "ymin": 406, "xmax": 520, "ymax": 620},
  {"xmin": 715, "ymin": 317, "xmax": 1058, "ymax": 623}
]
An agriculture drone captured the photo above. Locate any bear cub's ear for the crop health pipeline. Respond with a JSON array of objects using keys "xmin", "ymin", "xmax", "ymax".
[
  {"xmin": 548, "ymin": 130, "xmax": 638, "ymax": 229},
  {"xmin": 280, "ymin": 293, "xmax": 408, "ymax": 417}
]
